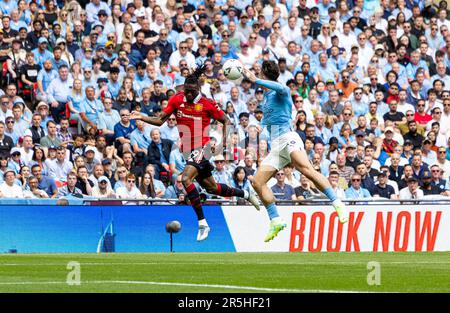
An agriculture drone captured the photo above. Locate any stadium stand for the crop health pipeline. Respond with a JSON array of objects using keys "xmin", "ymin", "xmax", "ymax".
[{"xmin": 0, "ymin": 0, "xmax": 450, "ymax": 202}]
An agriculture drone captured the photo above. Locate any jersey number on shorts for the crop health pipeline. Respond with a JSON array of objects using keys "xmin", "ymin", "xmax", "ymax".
[{"xmin": 188, "ymin": 148, "xmax": 204, "ymax": 164}]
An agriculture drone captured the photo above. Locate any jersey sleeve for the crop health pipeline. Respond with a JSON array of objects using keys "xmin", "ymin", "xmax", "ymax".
[
  {"xmin": 255, "ymin": 78, "xmax": 289, "ymax": 96},
  {"xmin": 163, "ymin": 95, "xmax": 178, "ymax": 116},
  {"xmin": 207, "ymin": 99, "xmax": 225, "ymax": 120}
]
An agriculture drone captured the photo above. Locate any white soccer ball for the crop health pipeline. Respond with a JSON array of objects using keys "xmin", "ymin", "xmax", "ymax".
[{"xmin": 222, "ymin": 59, "xmax": 243, "ymax": 80}]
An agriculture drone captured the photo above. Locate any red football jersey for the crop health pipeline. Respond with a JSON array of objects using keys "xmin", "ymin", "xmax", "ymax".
[{"xmin": 163, "ymin": 92, "xmax": 225, "ymax": 152}]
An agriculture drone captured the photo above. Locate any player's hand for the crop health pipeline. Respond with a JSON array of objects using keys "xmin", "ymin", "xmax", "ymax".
[
  {"xmin": 130, "ymin": 111, "xmax": 142, "ymax": 120},
  {"xmin": 242, "ymin": 68, "xmax": 257, "ymax": 83}
]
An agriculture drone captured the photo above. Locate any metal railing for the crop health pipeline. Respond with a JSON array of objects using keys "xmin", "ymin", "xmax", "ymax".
[{"xmin": 82, "ymin": 197, "xmax": 450, "ymax": 206}]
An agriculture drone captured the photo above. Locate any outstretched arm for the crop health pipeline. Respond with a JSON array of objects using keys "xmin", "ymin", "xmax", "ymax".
[
  {"xmin": 242, "ymin": 68, "xmax": 287, "ymax": 95},
  {"xmin": 130, "ymin": 111, "xmax": 170, "ymax": 126}
]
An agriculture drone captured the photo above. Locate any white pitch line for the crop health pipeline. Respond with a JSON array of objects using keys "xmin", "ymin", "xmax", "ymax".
[
  {"xmin": 1, "ymin": 261, "xmax": 450, "ymax": 266},
  {"xmin": 0, "ymin": 280, "xmax": 372, "ymax": 293}
]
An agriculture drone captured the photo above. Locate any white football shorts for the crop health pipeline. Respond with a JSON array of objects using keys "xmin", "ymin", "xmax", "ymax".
[{"xmin": 261, "ymin": 131, "xmax": 304, "ymax": 170}]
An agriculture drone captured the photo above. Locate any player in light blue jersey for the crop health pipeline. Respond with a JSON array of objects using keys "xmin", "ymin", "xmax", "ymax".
[{"xmin": 242, "ymin": 62, "xmax": 348, "ymax": 242}]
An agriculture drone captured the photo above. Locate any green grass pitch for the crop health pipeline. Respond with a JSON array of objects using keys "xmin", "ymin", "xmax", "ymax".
[{"xmin": 0, "ymin": 252, "xmax": 449, "ymax": 292}]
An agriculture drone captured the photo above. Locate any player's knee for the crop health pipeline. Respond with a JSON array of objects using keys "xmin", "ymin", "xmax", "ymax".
[
  {"xmin": 251, "ymin": 179, "xmax": 262, "ymax": 191},
  {"xmin": 300, "ymin": 164, "xmax": 315, "ymax": 178}
]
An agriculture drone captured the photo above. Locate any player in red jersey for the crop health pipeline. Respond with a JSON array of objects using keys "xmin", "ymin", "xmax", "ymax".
[{"xmin": 131, "ymin": 67, "xmax": 260, "ymax": 241}]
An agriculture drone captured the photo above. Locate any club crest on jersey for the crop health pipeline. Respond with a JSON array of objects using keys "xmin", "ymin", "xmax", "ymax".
[{"xmin": 194, "ymin": 103, "xmax": 203, "ymax": 112}]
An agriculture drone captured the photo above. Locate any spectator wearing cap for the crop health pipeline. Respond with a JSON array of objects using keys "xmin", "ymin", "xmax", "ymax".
[
  {"xmin": 235, "ymin": 11, "xmax": 252, "ymax": 38},
  {"xmin": 97, "ymin": 9, "xmax": 115, "ymax": 35},
  {"xmin": 0, "ymin": 169, "xmax": 23, "ymax": 198},
  {"xmin": 422, "ymin": 138, "xmax": 438, "ymax": 166},
  {"xmin": 344, "ymin": 143, "xmax": 362, "ymax": 170},
  {"xmin": 55, "ymin": 37, "xmax": 74, "ymax": 66},
  {"xmin": 373, "ymin": 171, "xmax": 397, "ymax": 199},
  {"xmin": 399, "ymin": 176, "xmax": 423, "ymax": 200},
  {"xmin": 6, "ymin": 38, "xmax": 26, "ymax": 81},
  {"xmin": 85, "ymin": 0, "xmax": 111, "ymax": 23},
  {"xmin": 31, "ymin": 37, "xmax": 53, "ymax": 68},
  {"xmin": 92, "ymin": 175, "xmax": 115, "ymax": 198},
  {"xmin": 8, "ymin": 147, "xmax": 23, "ymax": 174},
  {"xmin": 47, "ymin": 147, "xmax": 73, "ymax": 184},
  {"xmin": 46, "ymin": 64, "xmax": 74, "ymax": 123},
  {"xmin": 345, "ymin": 173, "xmax": 371, "ymax": 199},
  {"xmin": 196, "ymin": 13, "xmax": 212, "ymax": 40},
  {"xmin": 421, "ymin": 169, "xmax": 443, "ymax": 195},
  {"xmin": 100, "ymin": 158, "xmax": 115, "ymax": 185},
  {"xmin": 84, "ymin": 146, "xmax": 100, "ymax": 175},
  {"xmin": 179, "ymin": 19, "xmax": 204, "ymax": 52}
]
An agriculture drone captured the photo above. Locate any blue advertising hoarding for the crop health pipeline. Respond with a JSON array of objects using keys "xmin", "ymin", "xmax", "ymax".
[{"xmin": 0, "ymin": 205, "xmax": 236, "ymax": 253}]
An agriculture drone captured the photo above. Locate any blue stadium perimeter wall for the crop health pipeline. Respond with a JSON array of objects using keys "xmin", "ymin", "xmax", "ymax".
[{"xmin": 0, "ymin": 201, "xmax": 449, "ymax": 253}]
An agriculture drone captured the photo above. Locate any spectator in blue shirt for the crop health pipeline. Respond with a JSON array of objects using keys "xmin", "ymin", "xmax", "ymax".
[
  {"xmin": 114, "ymin": 108, "xmax": 136, "ymax": 154},
  {"xmin": 79, "ymin": 86, "xmax": 104, "ymax": 133},
  {"xmin": 271, "ymin": 170, "xmax": 296, "ymax": 200},
  {"xmin": 345, "ymin": 174, "xmax": 372, "ymax": 199},
  {"xmin": 130, "ymin": 118, "xmax": 153, "ymax": 155},
  {"xmin": 31, "ymin": 164, "xmax": 58, "ymax": 198},
  {"xmin": 32, "ymin": 37, "xmax": 53, "ymax": 67}
]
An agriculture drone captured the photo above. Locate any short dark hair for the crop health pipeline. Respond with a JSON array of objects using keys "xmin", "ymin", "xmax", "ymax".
[{"xmin": 261, "ymin": 60, "xmax": 280, "ymax": 81}]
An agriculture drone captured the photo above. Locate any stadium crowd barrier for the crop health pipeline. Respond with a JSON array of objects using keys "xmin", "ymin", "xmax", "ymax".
[{"xmin": 0, "ymin": 199, "xmax": 448, "ymax": 254}]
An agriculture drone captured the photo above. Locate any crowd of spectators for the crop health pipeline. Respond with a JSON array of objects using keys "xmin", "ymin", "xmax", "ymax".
[{"xmin": 0, "ymin": 0, "xmax": 450, "ymax": 202}]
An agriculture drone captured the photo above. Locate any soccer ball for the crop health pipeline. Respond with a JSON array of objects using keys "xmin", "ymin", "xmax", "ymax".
[{"xmin": 222, "ymin": 59, "xmax": 243, "ymax": 80}]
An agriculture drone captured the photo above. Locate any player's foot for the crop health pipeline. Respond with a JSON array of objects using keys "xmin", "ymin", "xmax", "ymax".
[
  {"xmin": 197, "ymin": 225, "xmax": 210, "ymax": 241},
  {"xmin": 264, "ymin": 219, "xmax": 287, "ymax": 242},
  {"xmin": 333, "ymin": 200, "xmax": 349, "ymax": 224},
  {"xmin": 246, "ymin": 187, "xmax": 260, "ymax": 211}
]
